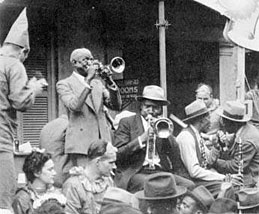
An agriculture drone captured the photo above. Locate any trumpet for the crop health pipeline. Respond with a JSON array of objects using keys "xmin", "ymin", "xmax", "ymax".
[
  {"xmin": 143, "ymin": 115, "xmax": 174, "ymax": 170},
  {"xmin": 94, "ymin": 57, "xmax": 125, "ymax": 79}
]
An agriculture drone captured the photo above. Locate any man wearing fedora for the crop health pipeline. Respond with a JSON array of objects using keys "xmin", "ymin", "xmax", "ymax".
[
  {"xmin": 178, "ymin": 185, "xmax": 215, "ymax": 214},
  {"xmin": 176, "ymin": 100, "xmax": 243, "ymax": 196},
  {"xmin": 113, "ymin": 85, "xmax": 194, "ymax": 193},
  {"xmin": 135, "ymin": 172, "xmax": 187, "ymax": 214},
  {"xmin": 213, "ymin": 100, "xmax": 259, "ymax": 188}
]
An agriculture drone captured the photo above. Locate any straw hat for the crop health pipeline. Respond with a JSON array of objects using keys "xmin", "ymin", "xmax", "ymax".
[
  {"xmin": 135, "ymin": 172, "xmax": 186, "ymax": 200},
  {"xmin": 183, "ymin": 100, "xmax": 209, "ymax": 122},
  {"xmin": 216, "ymin": 100, "xmax": 250, "ymax": 122},
  {"xmin": 136, "ymin": 85, "xmax": 170, "ymax": 106}
]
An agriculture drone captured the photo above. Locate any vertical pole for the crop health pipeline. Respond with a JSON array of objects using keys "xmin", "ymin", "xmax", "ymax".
[
  {"xmin": 158, "ymin": 1, "xmax": 167, "ymax": 116},
  {"xmin": 236, "ymin": 46, "xmax": 245, "ymax": 101}
]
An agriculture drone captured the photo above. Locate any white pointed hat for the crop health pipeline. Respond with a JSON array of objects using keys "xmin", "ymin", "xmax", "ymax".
[{"xmin": 4, "ymin": 8, "xmax": 30, "ymax": 50}]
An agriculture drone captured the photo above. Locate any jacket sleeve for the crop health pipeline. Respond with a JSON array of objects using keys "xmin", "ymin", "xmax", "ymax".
[
  {"xmin": 215, "ymin": 140, "xmax": 256, "ymax": 174},
  {"xmin": 114, "ymin": 118, "xmax": 143, "ymax": 162},
  {"xmin": 56, "ymin": 79, "xmax": 92, "ymax": 112},
  {"xmin": 103, "ymin": 83, "xmax": 122, "ymax": 111},
  {"xmin": 7, "ymin": 61, "xmax": 36, "ymax": 111}
]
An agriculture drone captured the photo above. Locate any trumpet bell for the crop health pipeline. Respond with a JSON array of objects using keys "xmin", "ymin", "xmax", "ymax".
[
  {"xmin": 110, "ymin": 57, "xmax": 125, "ymax": 73},
  {"xmin": 154, "ymin": 118, "xmax": 174, "ymax": 138}
]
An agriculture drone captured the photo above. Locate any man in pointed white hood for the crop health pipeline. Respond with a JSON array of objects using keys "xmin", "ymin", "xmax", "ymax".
[{"xmin": 0, "ymin": 8, "xmax": 46, "ymax": 213}]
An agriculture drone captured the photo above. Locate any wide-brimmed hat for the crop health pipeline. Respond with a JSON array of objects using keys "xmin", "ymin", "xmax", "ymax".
[
  {"xmin": 208, "ymin": 198, "xmax": 237, "ymax": 214},
  {"xmin": 216, "ymin": 100, "xmax": 250, "ymax": 122},
  {"xmin": 136, "ymin": 85, "xmax": 170, "ymax": 106},
  {"xmin": 4, "ymin": 8, "xmax": 30, "ymax": 50},
  {"xmin": 185, "ymin": 186, "xmax": 214, "ymax": 212},
  {"xmin": 103, "ymin": 187, "xmax": 134, "ymax": 206},
  {"xmin": 135, "ymin": 172, "xmax": 186, "ymax": 200},
  {"xmin": 183, "ymin": 100, "xmax": 210, "ymax": 122},
  {"xmin": 237, "ymin": 188, "xmax": 259, "ymax": 210}
]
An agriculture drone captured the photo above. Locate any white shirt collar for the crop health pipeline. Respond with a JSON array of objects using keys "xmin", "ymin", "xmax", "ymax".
[{"xmin": 141, "ymin": 115, "xmax": 149, "ymax": 132}]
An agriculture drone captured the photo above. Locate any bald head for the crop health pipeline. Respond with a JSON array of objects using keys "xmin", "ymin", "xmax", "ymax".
[{"xmin": 70, "ymin": 48, "xmax": 93, "ymax": 64}]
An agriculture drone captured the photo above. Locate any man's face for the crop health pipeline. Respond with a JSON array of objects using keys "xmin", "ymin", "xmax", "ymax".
[
  {"xmin": 97, "ymin": 153, "xmax": 117, "ymax": 177},
  {"xmin": 221, "ymin": 117, "xmax": 236, "ymax": 134},
  {"xmin": 74, "ymin": 53, "xmax": 94, "ymax": 77},
  {"xmin": 36, "ymin": 159, "xmax": 56, "ymax": 185},
  {"xmin": 178, "ymin": 196, "xmax": 200, "ymax": 214},
  {"xmin": 140, "ymin": 100, "xmax": 162, "ymax": 119},
  {"xmin": 196, "ymin": 91, "xmax": 213, "ymax": 109}
]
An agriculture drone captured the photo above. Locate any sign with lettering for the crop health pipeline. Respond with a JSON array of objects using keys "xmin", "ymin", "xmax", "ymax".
[{"xmin": 115, "ymin": 79, "xmax": 140, "ymax": 109}]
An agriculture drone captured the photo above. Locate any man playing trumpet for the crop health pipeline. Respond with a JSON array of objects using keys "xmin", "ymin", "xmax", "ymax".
[
  {"xmin": 113, "ymin": 85, "xmax": 195, "ymax": 193},
  {"xmin": 56, "ymin": 48, "xmax": 121, "ymax": 170}
]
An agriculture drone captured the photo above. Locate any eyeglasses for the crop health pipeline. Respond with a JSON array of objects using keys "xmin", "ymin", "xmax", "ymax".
[{"xmin": 85, "ymin": 57, "xmax": 94, "ymax": 61}]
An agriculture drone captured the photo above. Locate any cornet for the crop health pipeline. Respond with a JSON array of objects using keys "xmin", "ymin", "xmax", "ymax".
[
  {"xmin": 94, "ymin": 57, "xmax": 125, "ymax": 79},
  {"xmin": 143, "ymin": 115, "xmax": 174, "ymax": 170}
]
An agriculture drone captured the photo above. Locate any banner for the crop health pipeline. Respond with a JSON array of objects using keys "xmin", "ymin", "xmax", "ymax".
[
  {"xmin": 194, "ymin": 0, "xmax": 259, "ymax": 51},
  {"xmin": 193, "ymin": 0, "xmax": 259, "ymax": 21}
]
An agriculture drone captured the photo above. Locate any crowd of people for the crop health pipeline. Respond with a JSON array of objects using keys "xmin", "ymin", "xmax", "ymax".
[{"xmin": 2, "ymin": 7, "xmax": 259, "ymax": 214}]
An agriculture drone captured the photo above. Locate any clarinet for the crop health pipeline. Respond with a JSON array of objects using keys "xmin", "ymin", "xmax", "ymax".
[
  {"xmin": 237, "ymin": 137, "xmax": 243, "ymax": 176},
  {"xmin": 237, "ymin": 137, "xmax": 243, "ymax": 214},
  {"xmin": 237, "ymin": 137, "xmax": 244, "ymax": 214}
]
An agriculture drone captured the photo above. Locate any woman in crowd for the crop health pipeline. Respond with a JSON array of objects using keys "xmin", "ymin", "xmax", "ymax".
[{"xmin": 12, "ymin": 150, "xmax": 66, "ymax": 214}]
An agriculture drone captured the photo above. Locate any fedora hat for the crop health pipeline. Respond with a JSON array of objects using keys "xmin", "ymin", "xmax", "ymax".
[
  {"xmin": 135, "ymin": 172, "xmax": 186, "ymax": 200},
  {"xmin": 103, "ymin": 187, "xmax": 134, "ymax": 206},
  {"xmin": 183, "ymin": 100, "xmax": 210, "ymax": 122},
  {"xmin": 208, "ymin": 198, "xmax": 237, "ymax": 214},
  {"xmin": 100, "ymin": 203, "xmax": 143, "ymax": 214},
  {"xmin": 216, "ymin": 100, "xmax": 250, "ymax": 122},
  {"xmin": 136, "ymin": 85, "xmax": 170, "ymax": 106},
  {"xmin": 237, "ymin": 188, "xmax": 259, "ymax": 209},
  {"xmin": 186, "ymin": 185, "xmax": 214, "ymax": 212}
]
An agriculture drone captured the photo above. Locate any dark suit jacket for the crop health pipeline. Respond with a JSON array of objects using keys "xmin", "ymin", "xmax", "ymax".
[
  {"xmin": 113, "ymin": 114, "xmax": 189, "ymax": 189},
  {"xmin": 56, "ymin": 74, "xmax": 121, "ymax": 155},
  {"xmin": 215, "ymin": 123, "xmax": 259, "ymax": 186}
]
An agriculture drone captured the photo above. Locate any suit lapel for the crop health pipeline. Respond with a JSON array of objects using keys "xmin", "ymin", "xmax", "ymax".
[
  {"xmin": 70, "ymin": 74, "xmax": 95, "ymax": 113},
  {"xmin": 134, "ymin": 114, "xmax": 145, "ymax": 136}
]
